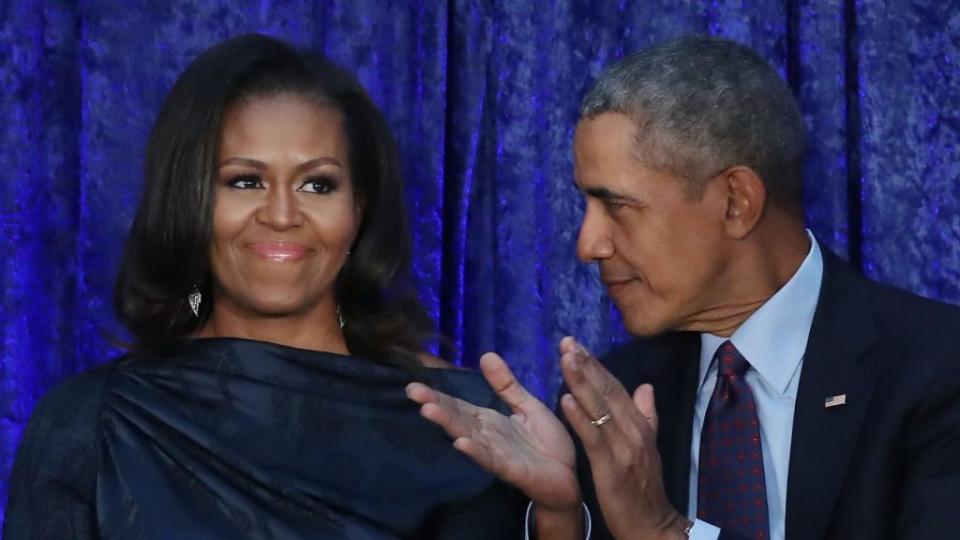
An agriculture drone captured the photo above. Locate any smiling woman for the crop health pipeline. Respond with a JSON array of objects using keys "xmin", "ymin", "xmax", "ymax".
[
  {"xmin": 202, "ymin": 97, "xmax": 360, "ymax": 354},
  {"xmin": 3, "ymin": 34, "xmax": 523, "ymax": 539},
  {"xmin": 113, "ymin": 34, "xmax": 432, "ymax": 368}
]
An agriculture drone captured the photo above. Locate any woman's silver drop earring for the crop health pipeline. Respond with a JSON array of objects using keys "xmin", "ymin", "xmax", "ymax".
[
  {"xmin": 337, "ymin": 305, "xmax": 345, "ymax": 329},
  {"xmin": 188, "ymin": 286, "xmax": 202, "ymax": 318}
]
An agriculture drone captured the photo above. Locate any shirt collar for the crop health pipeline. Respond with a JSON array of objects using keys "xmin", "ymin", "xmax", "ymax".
[{"xmin": 699, "ymin": 231, "xmax": 824, "ymax": 395}]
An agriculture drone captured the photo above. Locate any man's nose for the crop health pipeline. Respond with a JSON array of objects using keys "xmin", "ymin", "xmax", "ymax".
[{"xmin": 576, "ymin": 205, "xmax": 614, "ymax": 262}]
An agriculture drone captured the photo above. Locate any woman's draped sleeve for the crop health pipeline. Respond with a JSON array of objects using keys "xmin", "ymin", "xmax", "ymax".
[{"xmin": 3, "ymin": 369, "xmax": 111, "ymax": 539}]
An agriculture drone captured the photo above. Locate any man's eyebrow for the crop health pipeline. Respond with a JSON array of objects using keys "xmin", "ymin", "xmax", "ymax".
[{"xmin": 583, "ymin": 186, "xmax": 636, "ymax": 203}]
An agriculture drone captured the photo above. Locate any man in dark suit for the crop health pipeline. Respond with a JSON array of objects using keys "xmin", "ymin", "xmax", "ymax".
[{"xmin": 407, "ymin": 36, "xmax": 960, "ymax": 540}]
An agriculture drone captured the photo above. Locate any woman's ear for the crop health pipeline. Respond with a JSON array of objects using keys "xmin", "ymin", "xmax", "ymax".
[
  {"xmin": 720, "ymin": 165, "xmax": 767, "ymax": 239},
  {"xmin": 353, "ymin": 192, "xmax": 366, "ymax": 234}
]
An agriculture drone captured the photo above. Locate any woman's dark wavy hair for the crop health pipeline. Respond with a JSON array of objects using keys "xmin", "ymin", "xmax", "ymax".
[{"xmin": 115, "ymin": 33, "xmax": 434, "ymax": 368}]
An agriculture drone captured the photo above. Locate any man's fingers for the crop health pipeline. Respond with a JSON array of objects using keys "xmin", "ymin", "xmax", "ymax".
[
  {"xmin": 411, "ymin": 389, "xmax": 522, "ymax": 483},
  {"xmin": 406, "ymin": 382, "xmax": 478, "ymax": 440},
  {"xmin": 572, "ymin": 342, "xmax": 631, "ymax": 404},
  {"xmin": 479, "ymin": 352, "xmax": 541, "ymax": 413},
  {"xmin": 561, "ymin": 344, "xmax": 648, "ymax": 445},
  {"xmin": 633, "ymin": 383, "xmax": 659, "ymax": 433},
  {"xmin": 560, "ymin": 338, "xmax": 656, "ymax": 445},
  {"xmin": 405, "ymin": 381, "xmax": 438, "ymax": 405},
  {"xmin": 560, "ymin": 392, "xmax": 615, "ymax": 462},
  {"xmin": 560, "ymin": 350, "xmax": 615, "ymax": 425},
  {"xmin": 558, "ymin": 335, "xmax": 578, "ymax": 356}
]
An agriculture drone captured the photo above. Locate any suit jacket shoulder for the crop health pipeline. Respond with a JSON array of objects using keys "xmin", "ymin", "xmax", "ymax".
[{"xmin": 774, "ymin": 250, "xmax": 960, "ymax": 539}]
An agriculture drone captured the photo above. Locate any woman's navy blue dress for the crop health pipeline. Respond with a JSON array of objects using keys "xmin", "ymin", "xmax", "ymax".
[{"xmin": 3, "ymin": 338, "xmax": 525, "ymax": 539}]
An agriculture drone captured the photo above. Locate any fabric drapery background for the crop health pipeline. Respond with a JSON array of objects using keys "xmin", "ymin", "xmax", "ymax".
[{"xmin": 1, "ymin": 0, "xmax": 958, "ymax": 525}]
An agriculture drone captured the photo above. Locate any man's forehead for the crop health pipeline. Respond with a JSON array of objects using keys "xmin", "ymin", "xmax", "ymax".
[
  {"xmin": 574, "ymin": 114, "xmax": 644, "ymax": 171},
  {"xmin": 572, "ymin": 158, "xmax": 633, "ymax": 200},
  {"xmin": 574, "ymin": 112, "xmax": 636, "ymax": 139}
]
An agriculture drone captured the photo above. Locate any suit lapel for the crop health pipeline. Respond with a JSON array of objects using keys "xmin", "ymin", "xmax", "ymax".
[
  {"xmin": 649, "ymin": 333, "xmax": 701, "ymax": 514},
  {"xmin": 785, "ymin": 252, "xmax": 881, "ymax": 539}
]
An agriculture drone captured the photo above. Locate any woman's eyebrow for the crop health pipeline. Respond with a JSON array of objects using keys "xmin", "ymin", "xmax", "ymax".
[
  {"xmin": 219, "ymin": 157, "xmax": 267, "ymax": 169},
  {"xmin": 218, "ymin": 157, "xmax": 343, "ymax": 172},
  {"xmin": 294, "ymin": 157, "xmax": 343, "ymax": 173}
]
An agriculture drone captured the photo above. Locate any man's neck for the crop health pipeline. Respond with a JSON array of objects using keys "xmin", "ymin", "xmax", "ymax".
[{"xmin": 683, "ymin": 221, "xmax": 811, "ymax": 337}]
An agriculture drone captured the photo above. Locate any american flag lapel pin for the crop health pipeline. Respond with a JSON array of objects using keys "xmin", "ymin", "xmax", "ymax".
[{"xmin": 824, "ymin": 394, "xmax": 847, "ymax": 408}]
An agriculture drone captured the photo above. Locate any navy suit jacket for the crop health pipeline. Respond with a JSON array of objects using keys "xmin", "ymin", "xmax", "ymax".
[{"xmin": 576, "ymin": 251, "xmax": 960, "ymax": 539}]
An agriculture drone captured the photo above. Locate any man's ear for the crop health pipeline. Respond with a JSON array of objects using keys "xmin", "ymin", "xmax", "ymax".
[{"xmin": 720, "ymin": 166, "xmax": 767, "ymax": 239}]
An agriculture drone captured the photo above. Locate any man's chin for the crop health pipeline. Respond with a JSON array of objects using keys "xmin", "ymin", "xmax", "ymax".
[
  {"xmin": 618, "ymin": 308, "xmax": 674, "ymax": 337},
  {"xmin": 624, "ymin": 321, "xmax": 673, "ymax": 337}
]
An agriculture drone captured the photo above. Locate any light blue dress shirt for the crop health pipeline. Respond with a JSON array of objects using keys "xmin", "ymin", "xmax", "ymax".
[{"xmin": 687, "ymin": 233, "xmax": 823, "ymax": 540}]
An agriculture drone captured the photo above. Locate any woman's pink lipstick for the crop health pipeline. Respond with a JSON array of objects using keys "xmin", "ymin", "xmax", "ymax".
[{"xmin": 248, "ymin": 242, "xmax": 309, "ymax": 262}]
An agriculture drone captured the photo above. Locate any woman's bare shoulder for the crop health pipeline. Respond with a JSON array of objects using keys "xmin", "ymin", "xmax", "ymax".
[{"xmin": 416, "ymin": 353, "xmax": 460, "ymax": 370}]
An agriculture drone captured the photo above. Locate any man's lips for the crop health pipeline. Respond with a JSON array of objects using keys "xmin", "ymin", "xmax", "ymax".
[
  {"xmin": 247, "ymin": 241, "xmax": 310, "ymax": 262},
  {"xmin": 602, "ymin": 276, "xmax": 639, "ymax": 293}
]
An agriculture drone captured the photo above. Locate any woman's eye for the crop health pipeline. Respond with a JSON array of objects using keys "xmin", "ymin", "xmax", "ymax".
[
  {"xmin": 298, "ymin": 176, "xmax": 337, "ymax": 194},
  {"xmin": 226, "ymin": 175, "xmax": 264, "ymax": 189}
]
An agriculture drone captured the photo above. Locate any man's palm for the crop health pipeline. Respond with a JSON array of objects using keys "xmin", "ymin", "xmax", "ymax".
[{"xmin": 406, "ymin": 353, "xmax": 581, "ymax": 511}]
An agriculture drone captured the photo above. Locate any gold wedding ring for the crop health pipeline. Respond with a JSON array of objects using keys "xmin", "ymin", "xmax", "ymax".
[{"xmin": 590, "ymin": 412, "xmax": 612, "ymax": 426}]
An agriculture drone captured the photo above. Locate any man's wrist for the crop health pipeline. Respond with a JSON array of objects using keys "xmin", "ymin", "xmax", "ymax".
[
  {"xmin": 533, "ymin": 502, "xmax": 583, "ymax": 540},
  {"xmin": 659, "ymin": 512, "xmax": 693, "ymax": 539}
]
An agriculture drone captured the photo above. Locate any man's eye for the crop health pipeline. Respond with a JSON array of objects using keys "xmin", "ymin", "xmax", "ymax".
[
  {"xmin": 298, "ymin": 176, "xmax": 337, "ymax": 194},
  {"xmin": 226, "ymin": 175, "xmax": 263, "ymax": 189},
  {"xmin": 604, "ymin": 199, "xmax": 628, "ymax": 212}
]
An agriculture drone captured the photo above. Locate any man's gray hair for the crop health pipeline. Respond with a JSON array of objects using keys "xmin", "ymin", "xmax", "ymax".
[{"xmin": 580, "ymin": 36, "xmax": 806, "ymax": 213}]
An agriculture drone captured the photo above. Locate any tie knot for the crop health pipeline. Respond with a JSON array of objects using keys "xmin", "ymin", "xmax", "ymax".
[{"xmin": 715, "ymin": 341, "xmax": 749, "ymax": 376}]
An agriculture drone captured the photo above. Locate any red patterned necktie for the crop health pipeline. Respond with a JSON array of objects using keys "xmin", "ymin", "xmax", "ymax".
[{"xmin": 697, "ymin": 341, "xmax": 770, "ymax": 539}]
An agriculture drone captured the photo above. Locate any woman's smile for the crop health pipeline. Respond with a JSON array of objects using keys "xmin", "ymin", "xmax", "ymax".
[{"xmin": 247, "ymin": 241, "xmax": 311, "ymax": 262}]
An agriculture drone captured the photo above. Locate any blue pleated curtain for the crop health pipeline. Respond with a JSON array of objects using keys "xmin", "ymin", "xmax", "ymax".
[{"xmin": 1, "ymin": 0, "xmax": 958, "ymax": 524}]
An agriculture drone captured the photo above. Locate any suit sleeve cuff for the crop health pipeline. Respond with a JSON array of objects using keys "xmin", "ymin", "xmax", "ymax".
[{"xmin": 523, "ymin": 501, "xmax": 592, "ymax": 539}]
